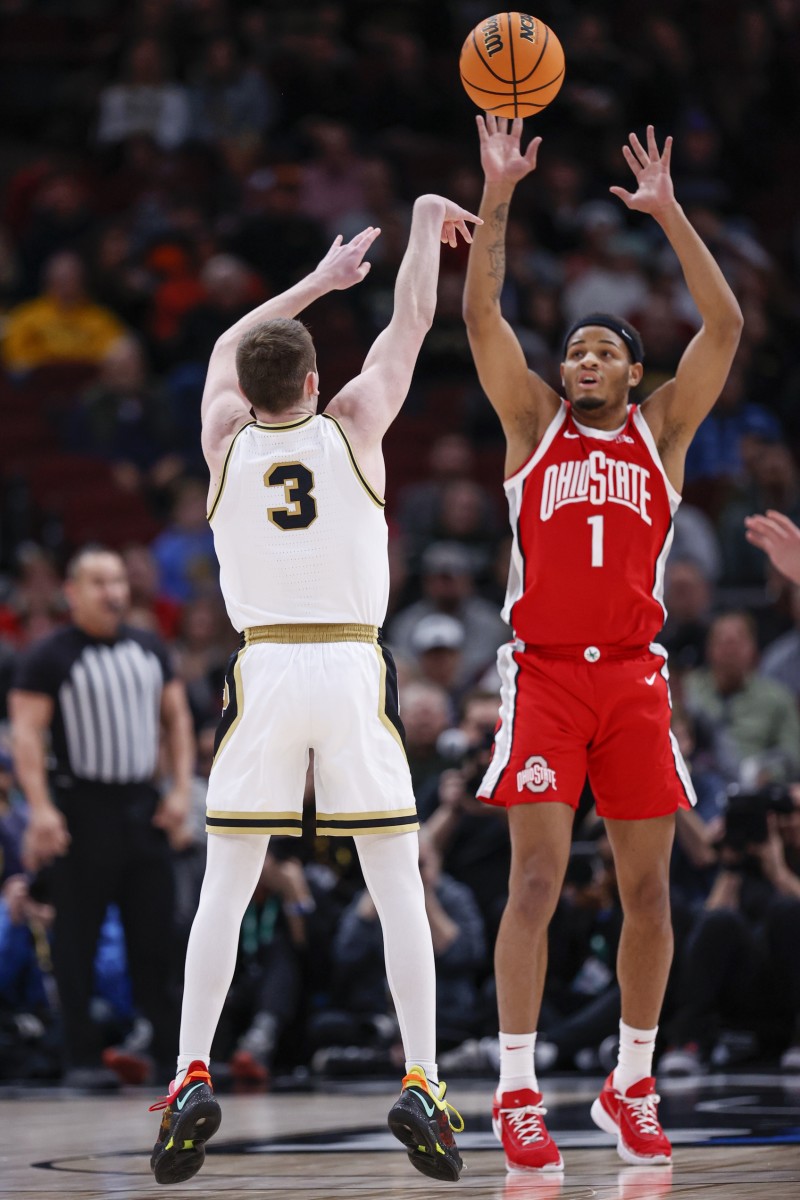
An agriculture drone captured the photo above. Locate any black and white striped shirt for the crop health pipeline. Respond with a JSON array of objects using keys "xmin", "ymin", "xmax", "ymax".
[{"xmin": 14, "ymin": 624, "xmax": 173, "ymax": 785}]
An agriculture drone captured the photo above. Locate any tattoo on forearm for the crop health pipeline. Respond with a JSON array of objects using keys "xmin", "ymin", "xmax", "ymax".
[{"xmin": 487, "ymin": 203, "xmax": 509, "ymax": 302}]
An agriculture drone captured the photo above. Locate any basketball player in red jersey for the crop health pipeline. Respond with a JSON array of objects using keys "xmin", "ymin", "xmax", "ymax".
[{"xmin": 463, "ymin": 117, "xmax": 743, "ymax": 1172}]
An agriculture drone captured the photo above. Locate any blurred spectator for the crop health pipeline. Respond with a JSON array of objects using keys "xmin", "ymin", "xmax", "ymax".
[
  {"xmin": 311, "ymin": 831, "xmax": 485, "ymax": 1075},
  {"xmin": 122, "ymin": 544, "xmax": 183, "ymax": 640},
  {"xmin": 3, "ymin": 252, "xmax": 125, "ymax": 373},
  {"xmin": 684, "ymin": 360, "xmax": 783, "ymax": 494},
  {"xmin": 151, "ymin": 479, "xmax": 217, "ymax": 602},
  {"xmin": 187, "ymin": 36, "xmax": 276, "ymax": 145},
  {"xmin": 17, "ymin": 172, "xmax": 95, "ymax": 294},
  {"xmin": 171, "ymin": 596, "xmax": 233, "ymax": 731},
  {"xmin": 173, "ymin": 254, "xmax": 263, "ymax": 366},
  {"xmin": 398, "ymin": 679, "xmax": 452, "ymax": 793},
  {"xmin": 718, "ymin": 442, "xmax": 800, "ymax": 586},
  {"xmin": 760, "ymin": 584, "xmax": 800, "ymax": 703},
  {"xmin": 297, "ymin": 119, "xmax": 368, "ymax": 235},
  {"xmin": 97, "ymin": 38, "xmax": 190, "ymax": 151},
  {"xmin": 0, "ymin": 543, "xmax": 67, "ymax": 644},
  {"xmin": 395, "ymin": 434, "xmax": 497, "ymax": 562},
  {"xmin": 67, "ymin": 336, "xmax": 183, "ymax": 507},
  {"xmin": 662, "ymin": 795, "xmax": 800, "ymax": 1074},
  {"xmin": 227, "ymin": 166, "xmax": 327, "ymax": 293},
  {"xmin": 670, "ymin": 503, "xmax": 722, "ymax": 582},
  {"xmin": 410, "ymin": 613, "xmax": 465, "ymax": 713},
  {"xmin": 660, "ymin": 558, "xmax": 714, "ymax": 674},
  {"xmin": 388, "ymin": 542, "xmax": 509, "ymax": 690},
  {"xmin": 419, "ymin": 689, "xmax": 509, "ymax": 944},
  {"xmin": 684, "ymin": 611, "xmax": 800, "ymax": 784}
]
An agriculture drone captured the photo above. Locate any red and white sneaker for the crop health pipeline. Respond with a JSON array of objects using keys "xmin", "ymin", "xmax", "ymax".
[
  {"xmin": 493, "ymin": 1088, "xmax": 564, "ymax": 1172},
  {"xmin": 590, "ymin": 1074, "xmax": 672, "ymax": 1165}
]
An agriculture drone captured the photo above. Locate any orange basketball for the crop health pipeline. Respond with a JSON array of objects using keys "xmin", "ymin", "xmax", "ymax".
[{"xmin": 459, "ymin": 12, "xmax": 565, "ymax": 119}]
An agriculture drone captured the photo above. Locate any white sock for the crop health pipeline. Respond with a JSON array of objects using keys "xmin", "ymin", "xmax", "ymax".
[
  {"xmin": 498, "ymin": 1031, "xmax": 538, "ymax": 1096},
  {"xmin": 177, "ymin": 833, "xmax": 271, "ymax": 1078},
  {"xmin": 613, "ymin": 1020, "xmax": 657, "ymax": 1093},
  {"xmin": 354, "ymin": 832, "xmax": 437, "ymax": 1074},
  {"xmin": 406, "ymin": 1059, "xmax": 439, "ymax": 1086}
]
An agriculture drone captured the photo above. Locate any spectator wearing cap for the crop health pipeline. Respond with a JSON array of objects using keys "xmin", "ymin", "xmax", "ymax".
[
  {"xmin": 387, "ymin": 542, "xmax": 509, "ymax": 690},
  {"xmin": 410, "ymin": 614, "xmax": 465, "ymax": 716}
]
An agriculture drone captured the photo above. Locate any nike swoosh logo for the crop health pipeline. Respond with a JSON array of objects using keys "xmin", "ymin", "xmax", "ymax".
[
  {"xmin": 633, "ymin": 1039, "xmax": 652, "ymax": 1044},
  {"xmin": 411, "ymin": 1089, "xmax": 436, "ymax": 1117},
  {"xmin": 504, "ymin": 1044, "xmax": 529, "ymax": 1051},
  {"xmin": 175, "ymin": 1083, "xmax": 203, "ymax": 1111},
  {"xmin": 645, "ymin": 674, "xmax": 657, "ymax": 685},
  {"xmin": 564, "ymin": 431, "xmax": 580, "ymax": 439}
]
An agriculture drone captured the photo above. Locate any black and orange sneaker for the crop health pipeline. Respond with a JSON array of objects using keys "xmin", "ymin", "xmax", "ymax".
[
  {"xmin": 148, "ymin": 1060, "xmax": 221, "ymax": 1184},
  {"xmin": 387, "ymin": 1065, "xmax": 464, "ymax": 1182}
]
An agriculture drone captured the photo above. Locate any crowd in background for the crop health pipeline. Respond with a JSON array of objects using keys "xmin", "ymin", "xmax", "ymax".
[{"xmin": 1, "ymin": 0, "xmax": 800, "ymax": 1087}]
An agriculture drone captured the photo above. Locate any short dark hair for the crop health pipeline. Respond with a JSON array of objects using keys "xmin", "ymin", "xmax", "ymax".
[
  {"xmin": 562, "ymin": 312, "xmax": 644, "ymax": 364},
  {"xmin": 66, "ymin": 544, "xmax": 120, "ymax": 579},
  {"xmin": 236, "ymin": 318, "xmax": 316, "ymax": 413}
]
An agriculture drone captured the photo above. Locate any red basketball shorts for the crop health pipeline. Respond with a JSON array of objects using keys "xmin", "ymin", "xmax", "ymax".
[{"xmin": 478, "ymin": 641, "xmax": 695, "ymax": 820}]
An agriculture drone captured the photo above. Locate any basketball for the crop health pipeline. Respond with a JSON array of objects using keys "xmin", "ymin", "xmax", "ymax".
[{"xmin": 459, "ymin": 12, "xmax": 565, "ymax": 119}]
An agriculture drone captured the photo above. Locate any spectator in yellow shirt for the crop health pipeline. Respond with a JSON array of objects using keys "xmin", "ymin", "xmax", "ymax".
[{"xmin": 3, "ymin": 251, "xmax": 125, "ymax": 373}]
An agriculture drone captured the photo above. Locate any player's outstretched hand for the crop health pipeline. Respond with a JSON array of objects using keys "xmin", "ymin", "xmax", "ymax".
[
  {"xmin": 477, "ymin": 114, "xmax": 542, "ymax": 186},
  {"xmin": 315, "ymin": 227, "xmax": 382, "ymax": 290},
  {"xmin": 744, "ymin": 510, "xmax": 800, "ymax": 585},
  {"xmin": 610, "ymin": 125, "xmax": 675, "ymax": 216}
]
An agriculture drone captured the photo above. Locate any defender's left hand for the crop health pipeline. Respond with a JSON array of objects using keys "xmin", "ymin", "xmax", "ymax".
[{"xmin": 610, "ymin": 125, "xmax": 675, "ymax": 216}]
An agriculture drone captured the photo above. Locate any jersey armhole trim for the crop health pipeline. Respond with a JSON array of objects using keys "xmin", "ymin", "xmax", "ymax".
[
  {"xmin": 322, "ymin": 413, "xmax": 385, "ymax": 508},
  {"xmin": 633, "ymin": 408, "xmax": 682, "ymax": 512},
  {"xmin": 504, "ymin": 402, "xmax": 567, "ymax": 486},
  {"xmin": 207, "ymin": 421, "xmax": 255, "ymax": 523}
]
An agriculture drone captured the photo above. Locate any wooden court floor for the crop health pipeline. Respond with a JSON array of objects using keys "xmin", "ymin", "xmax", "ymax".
[{"xmin": 2, "ymin": 1073, "xmax": 799, "ymax": 1199}]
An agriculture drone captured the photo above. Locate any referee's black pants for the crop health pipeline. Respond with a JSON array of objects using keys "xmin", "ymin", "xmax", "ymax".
[{"xmin": 49, "ymin": 780, "xmax": 179, "ymax": 1070}]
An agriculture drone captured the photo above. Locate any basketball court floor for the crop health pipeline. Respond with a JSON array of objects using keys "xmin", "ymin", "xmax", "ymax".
[{"xmin": 2, "ymin": 1072, "xmax": 799, "ymax": 1199}]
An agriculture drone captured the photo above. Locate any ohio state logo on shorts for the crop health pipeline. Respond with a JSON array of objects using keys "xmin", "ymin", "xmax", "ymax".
[{"xmin": 517, "ymin": 755, "xmax": 558, "ymax": 793}]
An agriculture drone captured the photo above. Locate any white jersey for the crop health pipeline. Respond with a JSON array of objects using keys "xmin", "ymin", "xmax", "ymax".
[{"xmin": 208, "ymin": 412, "xmax": 389, "ymax": 631}]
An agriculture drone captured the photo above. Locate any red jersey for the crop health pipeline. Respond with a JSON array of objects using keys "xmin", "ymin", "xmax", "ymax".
[{"xmin": 503, "ymin": 401, "xmax": 680, "ymax": 649}]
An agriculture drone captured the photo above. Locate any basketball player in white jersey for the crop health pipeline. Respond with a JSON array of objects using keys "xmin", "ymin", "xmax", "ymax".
[{"xmin": 148, "ymin": 195, "xmax": 480, "ymax": 1186}]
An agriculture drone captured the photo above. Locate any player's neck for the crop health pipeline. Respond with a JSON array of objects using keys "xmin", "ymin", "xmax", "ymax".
[{"xmin": 252, "ymin": 401, "xmax": 317, "ymax": 425}]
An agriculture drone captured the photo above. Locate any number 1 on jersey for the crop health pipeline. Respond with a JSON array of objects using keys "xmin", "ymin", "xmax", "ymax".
[{"xmin": 588, "ymin": 515, "xmax": 604, "ymax": 568}]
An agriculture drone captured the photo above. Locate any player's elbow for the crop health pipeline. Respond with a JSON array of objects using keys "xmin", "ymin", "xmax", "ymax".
[{"xmin": 462, "ymin": 292, "xmax": 499, "ymax": 333}]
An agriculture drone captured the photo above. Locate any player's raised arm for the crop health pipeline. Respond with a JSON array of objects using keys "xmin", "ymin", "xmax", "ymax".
[
  {"xmin": 200, "ymin": 228, "xmax": 381, "ymax": 441},
  {"xmin": 325, "ymin": 193, "xmax": 480, "ymax": 442},
  {"xmin": 617, "ymin": 127, "xmax": 743, "ymax": 478},
  {"xmin": 463, "ymin": 115, "xmax": 560, "ymax": 455}
]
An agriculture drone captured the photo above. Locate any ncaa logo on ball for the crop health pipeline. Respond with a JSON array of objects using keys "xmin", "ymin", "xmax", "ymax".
[{"xmin": 517, "ymin": 755, "xmax": 557, "ymax": 793}]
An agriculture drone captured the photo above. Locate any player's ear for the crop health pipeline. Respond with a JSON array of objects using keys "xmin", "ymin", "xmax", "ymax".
[
  {"xmin": 305, "ymin": 370, "xmax": 319, "ymax": 399},
  {"xmin": 629, "ymin": 362, "xmax": 644, "ymax": 388}
]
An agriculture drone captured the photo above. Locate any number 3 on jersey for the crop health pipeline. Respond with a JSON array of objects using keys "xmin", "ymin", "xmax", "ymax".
[
  {"xmin": 587, "ymin": 515, "xmax": 604, "ymax": 568},
  {"xmin": 265, "ymin": 461, "xmax": 318, "ymax": 531}
]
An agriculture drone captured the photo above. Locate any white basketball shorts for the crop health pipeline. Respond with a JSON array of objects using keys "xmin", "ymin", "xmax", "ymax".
[{"xmin": 205, "ymin": 623, "xmax": 418, "ymax": 837}]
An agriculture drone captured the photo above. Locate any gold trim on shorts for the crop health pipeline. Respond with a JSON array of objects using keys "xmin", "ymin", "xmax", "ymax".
[
  {"xmin": 244, "ymin": 623, "xmax": 378, "ymax": 645},
  {"xmin": 316, "ymin": 806, "xmax": 419, "ymax": 837},
  {"xmin": 206, "ymin": 809, "xmax": 303, "ymax": 836}
]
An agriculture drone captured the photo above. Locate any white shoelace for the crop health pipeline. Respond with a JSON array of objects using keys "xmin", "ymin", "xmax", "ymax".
[
  {"xmin": 623, "ymin": 1091, "xmax": 662, "ymax": 1136},
  {"xmin": 501, "ymin": 1103, "xmax": 549, "ymax": 1145}
]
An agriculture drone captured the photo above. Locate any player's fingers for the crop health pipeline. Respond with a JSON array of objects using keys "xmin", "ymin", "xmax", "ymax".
[
  {"xmin": 629, "ymin": 130, "xmax": 650, "ymax": 167},
  {"xmin": 646, "ymin": 123, "xmax": 659, "ymax": 158},
  {"xmin": 662, "ymin": 135, "xmax": 673, "ymax": 170},
  {"xmin": 357, "ymin": 262, "xmax": 372, "ymax": 279},
  {"xmin": 454, "ymin": 219, "xmax": 473, "ymax": 244},
  {"xmin": 486, "ymin": 112, "xmax": 497, "ymax": 134},
  {"xmin": 476, "ymin": 114, "xmax": 488, "ymax": 142},
  {"xmin": 766, "ymin": 510, "xmax": 800, "ymax": 537},
  {"xmin": 609, "ymin": 186, "xmax": 634, "ymax": 206},
  {"xmin": 622, "ymin": 144, "xmax": 642, "ymax": 175},
  {"xmin": 498, "ymin": 116, "xmax": 509, "ymax": 136},
  {"xmin": 511, "ymin": 117, "xmax": 523, "ymax": 139},
  {"xmin": 747, "ymin": 515, "xmax": 787, "ymax": 541},
  {"xmin": 524, "ymin": 135, "xmax": 542, "ymax": 165}
]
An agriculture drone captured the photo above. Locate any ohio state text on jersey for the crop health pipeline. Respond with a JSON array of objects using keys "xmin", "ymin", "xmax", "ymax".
[{"xmin": 503, "ymin": 401, "xmax": 680, "ymax": 648}]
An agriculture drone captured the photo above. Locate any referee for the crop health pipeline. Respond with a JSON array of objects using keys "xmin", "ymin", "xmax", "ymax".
[{"xmin": 9, "ymin": 546, "xmax": 195, "ymax": 1087}]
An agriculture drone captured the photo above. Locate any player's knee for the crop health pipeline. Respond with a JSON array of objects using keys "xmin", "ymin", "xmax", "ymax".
[
  {"xmin": 621, "ymin": 873, "xmax": 671, "ymax": 925},
  {"xmin": 508, "ymin": 858, "xmax": 562, "ymax": 925}
]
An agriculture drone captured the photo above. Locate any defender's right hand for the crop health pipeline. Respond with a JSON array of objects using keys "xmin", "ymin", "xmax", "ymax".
[
  {"xmin": 22, "ymin": 804, "xmax": 70, "ymax": 872},
  {"xmin": 477, "ymin": 114, "xmax": 542, "ymax": 185}
]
